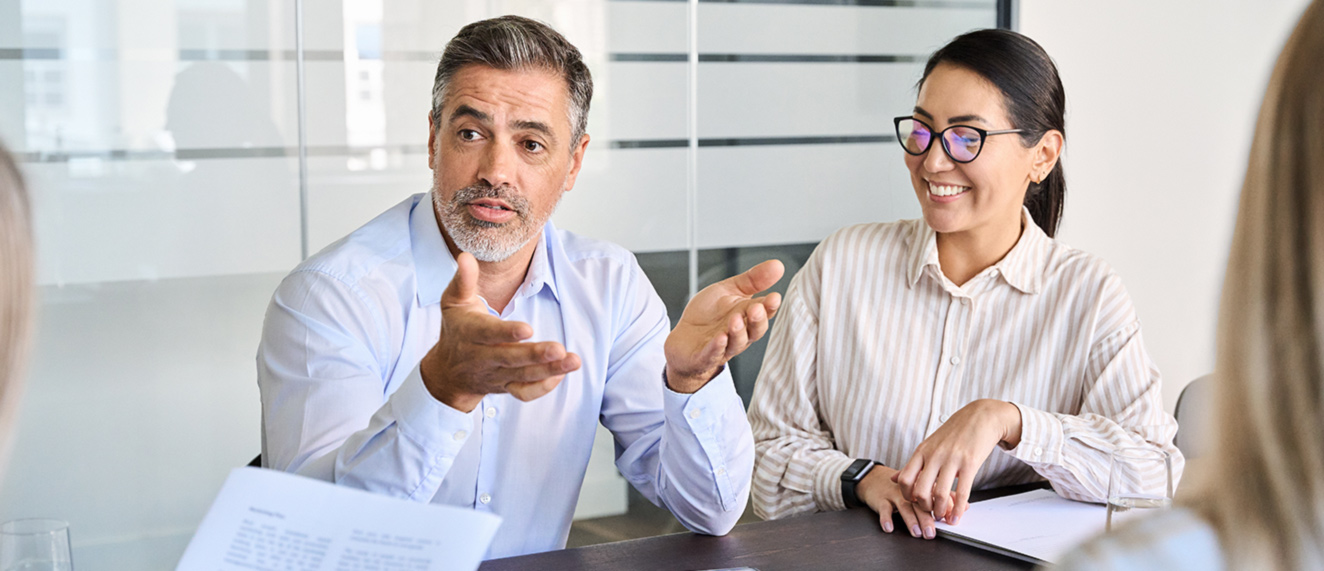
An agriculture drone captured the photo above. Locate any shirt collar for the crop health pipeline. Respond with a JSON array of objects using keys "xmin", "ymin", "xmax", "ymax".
[
  {"xmin": 410, "ymin": 196, "xmax": 561, "ymax": 306},
  {"xmin": 519, "ymin": 225, "xmax": 560, "ymax": 303},
  {"xmin": 906, "ymin": 207, "xmax": 1048, "ymax": 295},
  {"xmin": 410, "ymin": 195, "xmax": 455, "ymax": 307},
  {"xmin": 994, "ymin": 207, "xmax": 1049, "ymax": 295},
  {"xmin": 906, "ymin": 220, "xmax": 941, "ymax": 289}
]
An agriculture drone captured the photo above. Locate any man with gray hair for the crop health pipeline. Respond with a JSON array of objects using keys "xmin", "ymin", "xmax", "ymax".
[{"xmin": 257, "ymin": 15, "xmax": 782, "ymax": 559}]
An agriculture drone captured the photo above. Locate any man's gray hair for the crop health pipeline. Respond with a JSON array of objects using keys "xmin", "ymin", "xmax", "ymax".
[{"xmin": 430, "ymin": 16, "xmax": 593, "ymax": 148}]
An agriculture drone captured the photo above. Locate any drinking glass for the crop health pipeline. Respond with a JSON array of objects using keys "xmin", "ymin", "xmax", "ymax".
[
  {"xmin": 1106, "ymin": 447, "xmax": 1174, "ymax": 531},
  {"xmin": 0, "ymin": 519, "xmax": 73, "ymax": 571}
]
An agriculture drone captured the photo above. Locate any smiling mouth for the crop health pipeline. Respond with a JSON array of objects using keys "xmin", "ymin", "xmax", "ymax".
[{"xmin": 928, "ymin": 182, "xmax": 970, "ymax": 197}]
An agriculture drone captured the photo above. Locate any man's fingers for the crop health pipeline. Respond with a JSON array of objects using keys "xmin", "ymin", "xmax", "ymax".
[
  {"xmin": 441, "ymin": 252, "xmax": 481, "ymax": 307},
  {"xmin": 761, "ymin": 291, "xmax": 783, "ymax": 318},
  {"xmin": 472, "ymin": 341, "xmax": 568, "ymax": 368},
  {"xmin": 454, "ymin": 314, "xmax": 534, "ymax": 345},
  {"xmin": 501, "ymin": 354, "xmax": 581, "ymax": 383},
  {"xmin": 693, "ymin": 331, "xmax": 728, "ymax": 368},
  {"xmin": 743, "ymin": 300, "xmax": 771, "ymax": 344},
  {"xmin": 725, "ymin": 259, "xmax": 785, "ymax": 297},
  {"xmin": 506, "ymin": 374, "xmax": 566, "ymax": 402},
  {"xmin": 723, "ymin": 312, "xmax": 749, "ymax": 360}
]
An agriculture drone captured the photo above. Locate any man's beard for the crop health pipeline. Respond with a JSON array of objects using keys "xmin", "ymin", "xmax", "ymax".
[{"xmin": 432, "ymin": 181, "xmax": 559, "ymax": 262}]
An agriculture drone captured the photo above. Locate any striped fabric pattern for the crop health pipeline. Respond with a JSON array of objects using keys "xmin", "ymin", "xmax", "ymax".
[{"xmin": 748, "ymin": 211, "xmax": 1183, "ymax": 520}]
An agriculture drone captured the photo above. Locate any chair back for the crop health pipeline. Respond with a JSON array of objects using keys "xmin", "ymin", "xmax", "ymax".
[{"xmin": 1174, "ymin": 374, "xmax": 1215, "ymax": 459}]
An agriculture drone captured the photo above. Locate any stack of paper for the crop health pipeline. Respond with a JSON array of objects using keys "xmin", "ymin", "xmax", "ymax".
[
  {"xmin": 934, "ymin": 489, "xmax": 1107, "ymax": 564},
  {"xmin": 177, "ymin": 468, "xmax": 501, "ymax": 571}
]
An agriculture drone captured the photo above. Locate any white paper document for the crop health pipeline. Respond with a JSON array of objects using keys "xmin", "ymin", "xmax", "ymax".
[
  {"xmin": 934, "ymin": 489, "xmax": 1106, "ymax": 564},
  {"xmin": 177, "ymin": 467, "xmax": 501, "ymax": 571}
]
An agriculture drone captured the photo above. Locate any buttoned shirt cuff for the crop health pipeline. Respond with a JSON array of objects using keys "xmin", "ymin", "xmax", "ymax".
[
  {"xmin": 662, "ymin": 365, "xmax": 741, "ymax": 421},
  {"xmin": 1005, "ymin": 402, "xmax": 1064, "ymax": 466},
  {"xmin": 813, "ymin": 455, "xmax": 857, "ymax": 512},
  {"xmin": 663, "ymin": 367, "xmax": 744, "ymax": 510},
  {"xmin": 389, "ymin": 365, "xmax": 476, "ymax": 459}
]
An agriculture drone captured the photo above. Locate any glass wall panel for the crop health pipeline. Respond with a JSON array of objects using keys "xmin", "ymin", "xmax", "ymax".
[
  {"xmin": 0, "ymin": 1, "xmax": 299, "ymax": 568},
  {"xmin": 0, "ymin": 0, "xmax": 1003, "ymax": 565}
]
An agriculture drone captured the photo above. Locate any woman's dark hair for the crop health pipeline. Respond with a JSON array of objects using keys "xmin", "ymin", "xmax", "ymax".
[{"xmin": 920, "ymin": 29, "xmax": 1066, "ymax": 237}]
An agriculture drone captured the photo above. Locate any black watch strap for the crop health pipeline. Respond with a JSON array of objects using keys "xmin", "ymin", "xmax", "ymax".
[{"xmin": 841, "ymin": 459, "xmax": 882, "ymax": 509}]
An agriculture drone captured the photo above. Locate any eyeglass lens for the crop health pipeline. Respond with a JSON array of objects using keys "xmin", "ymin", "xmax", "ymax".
[{"xmin": 896, "ymin": 118, "xmax": 984, "ymax": 163}]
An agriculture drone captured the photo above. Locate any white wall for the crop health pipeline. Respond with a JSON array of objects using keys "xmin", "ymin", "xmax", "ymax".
[{"xmin": 1019, "ymin": 0, "xmax": 1313, "ymax": 410}]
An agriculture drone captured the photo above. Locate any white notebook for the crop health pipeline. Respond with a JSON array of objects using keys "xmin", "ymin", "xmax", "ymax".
[
  {"xmin": 935, "ymin": 489, "xmax": 1107, "ymax": 564},
  {"xmin": 177, "ymin": 467, "xmax": 501, "ymax": 571}
]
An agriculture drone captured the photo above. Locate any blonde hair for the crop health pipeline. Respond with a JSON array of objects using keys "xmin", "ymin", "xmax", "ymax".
[
  {"xmin": 1195, "ymin": 1, "xmax": 1324, "ymax": 568},
  {"xmin": 0, "ymin": 141, "xmax": 34, "ymax": 467}
]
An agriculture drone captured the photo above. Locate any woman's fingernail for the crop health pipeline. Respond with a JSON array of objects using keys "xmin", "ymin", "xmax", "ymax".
[
  {"xmin": 952, "ymin": 514, "xmax": 961, "ymax": 525},
  {"xmin": 924, "ymin": 526, "xmax": 935, "ymax": 539},
  {"xmin": 910, "ymin": 525, "xmax": 921, "ymax": 538},
  {"xmin": 882, "ymin": 521, "xmax": 893, "ymax": 533}
]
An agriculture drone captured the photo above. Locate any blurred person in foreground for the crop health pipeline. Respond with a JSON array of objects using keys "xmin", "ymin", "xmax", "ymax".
[
  {"xmin": 1059, "ymin": 2, "xmax": 1324, "ymax": 569},
  {"xmin": 0, "ymin": 141, "xmax": 35, "ymax": 474},
  {"xmin": 257, "ymin": 15, "xmax": 782, "ymax": 559}
]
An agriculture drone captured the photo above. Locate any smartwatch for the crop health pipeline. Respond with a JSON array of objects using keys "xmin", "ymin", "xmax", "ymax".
[{"xmin": 841, "ymin": 459, "xmax": 882, "ymax": 509}]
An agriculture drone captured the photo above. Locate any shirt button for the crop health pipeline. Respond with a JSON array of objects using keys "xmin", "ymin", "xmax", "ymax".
[
  {"xmin": 485, "ymin": 407, "xmax": 497, "ymax": 419},
  {"xmin": 479, "ymin": 493, "xmax": 491, "ymax": 504},
  {"xmin": 960, "ymin": 298, "xmax": 970, "ymax": 306},
  {"xmin": 950, "ymin": 356, "xmax": 961, "ymax": 365},
  {"xmin": 1033, "ymin": 447, "xmax": 1044, "ymax": 458},
  {"xmin": 939, "ymin": 413, "xmax": 950, "ymax": 423},
  {"xmin": 689, "ymin": 409, "xmax": 702, "ymax": 419},
  {"xmin": 453, "ymin": 430, "xmax": 467, "ymax": 441}
]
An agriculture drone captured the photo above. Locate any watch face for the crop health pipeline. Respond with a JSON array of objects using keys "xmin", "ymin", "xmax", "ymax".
[{"xmin": 843, "ymin": 459, "xmax": 872, "ymax": 480}]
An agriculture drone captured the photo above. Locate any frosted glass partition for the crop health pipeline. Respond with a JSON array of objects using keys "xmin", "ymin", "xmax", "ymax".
[
  {"xmin": 1, "ymin": 0, "xmax": 305, "ymax": 568},
  {"xmin": 698, "ymin": 3, "xmax": 995, "ymax": 55},
  {"xmin": 0, "ymin": 0, "xmax": 1002, "ymax": 567}
]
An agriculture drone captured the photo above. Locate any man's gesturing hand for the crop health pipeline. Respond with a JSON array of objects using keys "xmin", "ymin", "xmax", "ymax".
[
  {"xmin": 419, "ymin": 252, "xmax": 582, "ymax": 412},
  {"xmin": 663, "ymin": 259, "xmax": 784, "ymax": 393}
]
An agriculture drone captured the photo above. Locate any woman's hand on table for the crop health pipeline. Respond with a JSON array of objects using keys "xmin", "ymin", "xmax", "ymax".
[
  {"xmin": 856, "ymin": 464, "xmax": 950, "ymax": 539},
  {"xmin": 892, "ymin": 399, "xmax": 1023, "ymax": 527}
]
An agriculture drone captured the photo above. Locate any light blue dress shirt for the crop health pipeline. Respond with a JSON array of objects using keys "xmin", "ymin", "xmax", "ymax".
[{"xmin": 257, "ymin": 193, "xmax": 753, "ymax": 559}]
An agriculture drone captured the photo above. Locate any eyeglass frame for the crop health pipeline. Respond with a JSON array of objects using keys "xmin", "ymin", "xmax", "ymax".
[{"xmin": 893, "ymin": 116, "xmax": 1026, "ymax": 164}]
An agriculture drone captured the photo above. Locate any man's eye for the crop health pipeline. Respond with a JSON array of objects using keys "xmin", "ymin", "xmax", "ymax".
[
  {"xmin": 459, "ymin": 129, "xmax": 481, "ymax": 141},
  {"xmin": 524, "ymin": 140, "xmax": 544, "ymax": 152}
]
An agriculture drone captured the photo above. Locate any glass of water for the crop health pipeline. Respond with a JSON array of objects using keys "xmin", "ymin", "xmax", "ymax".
[
  {"xmin": 1106, "ymin": 447, "xmax": 1174, "ymax": 531},
  {"xmin": 0, "ymin": 519, "xmax": 73, "ymax": 571}
]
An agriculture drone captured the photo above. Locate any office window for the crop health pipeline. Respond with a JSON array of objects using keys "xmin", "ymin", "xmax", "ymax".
[{"xmin": 0, "ymin": 0, "xmax": 997, "ymax": 567}]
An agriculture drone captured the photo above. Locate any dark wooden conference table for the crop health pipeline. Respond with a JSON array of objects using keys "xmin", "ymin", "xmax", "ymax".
[{"xmin": 480, "ymin": 484, "xmax": 1046, "ymax": 571}]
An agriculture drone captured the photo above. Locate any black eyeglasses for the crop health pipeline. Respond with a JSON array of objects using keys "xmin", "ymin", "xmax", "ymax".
[{"xmin": 893, "ymin": 116, "xmax": 1024, "ymax": 163}]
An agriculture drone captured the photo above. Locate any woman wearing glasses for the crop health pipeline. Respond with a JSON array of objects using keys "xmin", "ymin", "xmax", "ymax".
[{"xmin": 748, "ymin": 28, "xmax": 1182, "ymax": 540}]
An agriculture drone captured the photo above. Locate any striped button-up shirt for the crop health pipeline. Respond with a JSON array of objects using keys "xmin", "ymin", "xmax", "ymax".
[{"xmin": 748, "ymin": 211, "xmax": 1183, "ymax": 519}]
